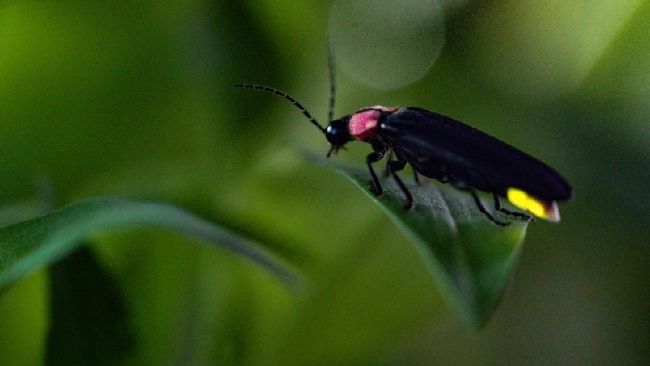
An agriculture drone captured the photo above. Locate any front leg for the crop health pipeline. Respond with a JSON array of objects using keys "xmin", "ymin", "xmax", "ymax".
[{"xmin": 366, "ymin": 151, "xmax": 385, "ymax": 195}]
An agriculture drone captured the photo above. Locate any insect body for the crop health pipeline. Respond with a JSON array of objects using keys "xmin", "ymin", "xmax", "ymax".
[
  {"xmin": 236, "ymin": 48, "xmax": 572, "ymax": 226},
  {"xmin": 328, "ymin": 106, "xmax": 572, "ymax": 224}
]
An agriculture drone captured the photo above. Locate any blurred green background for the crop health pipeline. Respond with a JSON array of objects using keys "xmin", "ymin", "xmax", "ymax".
[{"xmin": 1, "ymin": 0, "xmax": 649, "ymax": 364}]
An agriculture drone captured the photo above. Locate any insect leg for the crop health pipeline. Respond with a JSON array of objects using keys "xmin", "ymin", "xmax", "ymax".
[
  {"xmin": 385, "ymin": 151, "xmax": 420, "ymax": 185},
  {"xmin": 366, "ymin": 152, "xmax": 385, "ymax": 196},
  {"xmin": 383, "ymin": 150, "xmax": 394, "ymax": 177},
  {"xmin": 388, "ymin": 159, "xmax": 414, "ymax": 209},
  {"xmin": 467, "ymin": 190, "xmax": 509, "ymax": 226},
  {"xmin": 413, "ymin": 169, "xmax": 421, "ymax": 185},
  {"xmin": 493, "ymin": 193, "xmax": 533, "ymax": 221},
  {"xmin": 451, "ymin": 182, "xmax": 509, "ymax": 226}
]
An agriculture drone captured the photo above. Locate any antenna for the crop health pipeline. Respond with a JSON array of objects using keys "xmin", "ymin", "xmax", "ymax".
[
  {"xmin": 234, "ymin": 84, "xmax": 326, "ymax": 134},
  {"xmin": 327, "ymin": 34, "xmax": 336, "ymax": 124}
]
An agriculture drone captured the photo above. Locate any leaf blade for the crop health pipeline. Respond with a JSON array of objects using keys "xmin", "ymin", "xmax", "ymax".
[
  {"xmin": 308, "ymin": 153, "xmax": 529, "ymax": 326},
  {"xmin": 0, "ymin": 198, "xmax": 300, "ymax": 291}
]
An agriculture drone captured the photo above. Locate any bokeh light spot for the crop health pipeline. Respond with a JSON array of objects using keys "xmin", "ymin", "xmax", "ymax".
[{"xmin": 328, "ymin": 0, "xmax": 445, "ymax": 90}]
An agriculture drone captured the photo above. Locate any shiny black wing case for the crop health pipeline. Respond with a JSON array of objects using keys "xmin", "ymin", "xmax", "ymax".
[{"xmin": 379, "ymin": 107, "xmax": 572, "ymax": 201}]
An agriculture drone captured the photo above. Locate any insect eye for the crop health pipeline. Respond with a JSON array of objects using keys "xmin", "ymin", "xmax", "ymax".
[{"xmin": 326, "ymin": 118, "xmax": 351, "ymax": 146}]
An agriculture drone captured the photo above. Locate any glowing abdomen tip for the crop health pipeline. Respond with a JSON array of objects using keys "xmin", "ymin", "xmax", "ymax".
[{"xmin": 507, "ymin": 188, "xmax": 561, "ymax": 223}]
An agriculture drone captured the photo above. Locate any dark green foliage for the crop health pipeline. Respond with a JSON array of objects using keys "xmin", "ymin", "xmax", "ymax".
[
  {"xmin": 308, "ymin": 153, "xmax": 528, "ymax": 326},
  {"xmin": 46, "ymin": 247, "xmax": 132, "ymax": 366}
]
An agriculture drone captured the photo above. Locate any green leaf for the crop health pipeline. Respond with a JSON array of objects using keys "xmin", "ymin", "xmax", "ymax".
[
  {"xmin": 307, "ymin": 153, "xmax": 529, "ymax": 327},
  {"xmin": 0, "ymin": 198, "xmax": 300, "ymax": 292},
  {"xmin": 0, "ymin": 200, "xmax": 49, "ymax": 227},
  {"xmin": 46, "ymin": 246, "xmax": 133, "ymax": 366}
]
